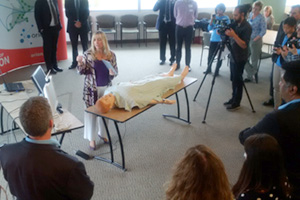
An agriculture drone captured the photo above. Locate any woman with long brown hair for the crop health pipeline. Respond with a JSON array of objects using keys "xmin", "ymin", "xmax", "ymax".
[
  {"xmin": 165, "ymin": 145, "xmax": 233, "ymax": 200},
  {"xmin": 233, "ymin": 134, "xmax": 291, "ymax": 199}
]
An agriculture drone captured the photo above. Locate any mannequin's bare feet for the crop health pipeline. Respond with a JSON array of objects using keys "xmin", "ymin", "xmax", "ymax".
[
  {"xmin": 167, "ymin": 63, "xmax": 177, "ymax": 76},
  {"xmin": 180, "ymin": 66, "xmax": 189, "ymax": 81},
  {"xmin": 89, "ymin": 140, "xmax": 96, "ymax": 150},
  {"xmin": 162, "ymin": 63, "xmax": 177, "ymax": 77},
  {"xmin": 163, "ymin": 99, "xmax": 176, "ymax": 104}
]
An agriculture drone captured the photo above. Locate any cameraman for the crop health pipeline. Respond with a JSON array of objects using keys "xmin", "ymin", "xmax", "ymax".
[
  {"xmin": 223, "ymin": 4, "xmax": 252, "ymax": 111},
  {"xmin": 281, "ymin": 24, "xmax": 300, "ymax": 62},
  {"xmin": 203, "ymin": 3, "xmax": 230, "ymax": 76}
]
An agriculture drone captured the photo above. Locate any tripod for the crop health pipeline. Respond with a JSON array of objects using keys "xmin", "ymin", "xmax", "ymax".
[{"xmin": 194, "ymin": 35, "xmax": 255, "ymax": 123}]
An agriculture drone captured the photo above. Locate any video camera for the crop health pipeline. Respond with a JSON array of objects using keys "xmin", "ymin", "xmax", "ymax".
[
  {"xmin": 287, "ymin": 38, "xmax": 300, "ymax": 49},
  {"xmin": 214, "ymin": 18, "xmax": 231, "ymax": 35}
]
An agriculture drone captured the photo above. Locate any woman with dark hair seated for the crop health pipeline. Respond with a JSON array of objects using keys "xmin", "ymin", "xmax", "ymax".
[
  {"xmin": 233, "ymin": 134, "xmax": 291, "ymax": 199},
  {"xmin": 165, "ymin": 145, "xmax": 233, "ymax": 200}
]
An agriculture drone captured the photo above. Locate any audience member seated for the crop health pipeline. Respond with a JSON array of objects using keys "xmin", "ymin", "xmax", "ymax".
[
  {"xmin": 77, "ymin": 31, "xmax": 118, "ymax": 150},
  {"xmin": 96, "ymin": 64, "xmax": 189, "ymax": 113},
  {"xmin": 164, "ymin": 144, "xmax": 233, "ymax": 200},
  {"xmin": 0, "ymin": 96, "xmax": 94, "ymax": 200},
  {"xmin": 239, "ymin": 60, "xmax": 300, "ymax": 200},
  {"xmin": 233, "ymin": 134, "xmax": 291, "ymax": 199}
]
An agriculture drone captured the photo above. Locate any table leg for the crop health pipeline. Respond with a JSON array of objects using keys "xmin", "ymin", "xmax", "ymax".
[
  {"xmin": 114, "ymin": 121, "xmax": 126, "ymax": 170},
  {"xmin": 163, "ymin": 88, "xmax": 191, "ymax": 124},
  {"xmin": 94, "ymin": 118, "xmax": 126, "ymax": 171}
]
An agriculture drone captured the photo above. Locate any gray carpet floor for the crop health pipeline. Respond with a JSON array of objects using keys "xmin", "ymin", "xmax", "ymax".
[{"xmin": 0, "ymin": 41, "xmax": 274, "ymax": 200}]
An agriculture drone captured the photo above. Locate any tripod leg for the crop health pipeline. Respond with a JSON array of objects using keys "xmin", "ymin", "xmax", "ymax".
[
  {"xmin": 242, "ymin": 82, "xmax": 256, "ymax": 112},
  {"xmin": 193, "ymin": 73, "xmax": 208, "ymax": 101},
  {"xmin": 194, "ymin": 43, "xmax": 221, "ymax": 101},
  {"xmin": 202, "ymin": 76, "xmax": 216, "ymax": 123},
  {"xmin": 203, "ymin": 43, "xmax": 225, "ymax": 123}
]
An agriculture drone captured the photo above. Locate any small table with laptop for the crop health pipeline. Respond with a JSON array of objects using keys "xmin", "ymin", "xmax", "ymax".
[{"xmin": 0, "ymin": 66, "xmax": 83, "ymax": 145}]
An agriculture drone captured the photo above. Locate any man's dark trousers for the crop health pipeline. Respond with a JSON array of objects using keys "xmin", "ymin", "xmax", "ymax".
[
  {"xmin": 69, "ymin": 28, "xmax": 89, "ymax": 66},
  {"xmin": 42, "ymin": 26, "xmax": 60, "ymax": 71},
  {"xmin": 159, "ymin": 21, "xmax": 176, "ymax": 63},
  {"xmin": 230, "ymin": 60, "xmax": 246, "ymax": 105},
  {"xmin": 176, "ymin": 25, "xmax": 193, "ymax": 67}
]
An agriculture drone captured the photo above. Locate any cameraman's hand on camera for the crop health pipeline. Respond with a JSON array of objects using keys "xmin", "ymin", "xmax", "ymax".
[
  {"xmin": 225, "ymin": 28, "xmax": 236, "ymax": 38},
  {"xmin": 225, "ymin": 28, "xmax": 247, "ymax": 49}
]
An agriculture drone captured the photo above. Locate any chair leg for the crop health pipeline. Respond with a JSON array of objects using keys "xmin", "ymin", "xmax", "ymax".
[
  {"xmin": 145, "ymin": 31, "xmax": 147, "ymax": 47},
  {"xmin": 255, "ymin": 54, "xmax": 262, "ymax": 84},
  {"xmin": 138, "ymin": 32, "xmax": 140, "ymax": 47},
  {"xmin": 255, "ymin": 73, "xmax": 258, "ymax": 83},
  {"xmin": 121, "ymin": 32, "xmax": 123, "ymax": 47},
  {"xmin": 115, "ymin": 33, "xmax": 117, "ymax": 48}
]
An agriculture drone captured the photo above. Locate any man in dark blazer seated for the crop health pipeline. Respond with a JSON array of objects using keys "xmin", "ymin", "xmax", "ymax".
[
  {"xmin": 65, "ymin": 0, "xmax": 90, "ymax": 69},
  {"xmin": 153, "ymin": 0, "xmax": 176, "ymax": 66},
  {"xmin": 0, "ymin": 96, "xmax": 94, "ymax": 199},
  {"xmin": 34, "ymin": 0, "xmax": 63, "ymax": 74},
  {"xmin": 239, "ymin": 60, "xmax": 300, "ymax": 200}
]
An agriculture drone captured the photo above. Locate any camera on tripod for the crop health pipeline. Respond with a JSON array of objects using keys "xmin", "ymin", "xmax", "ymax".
[
  {"xmin": 287, "ymin": 38, "xmax": 300, "ymax": 49},
  {"xmin": 215, "ymin": 19, "xmax": 231, "ymax": 35}
]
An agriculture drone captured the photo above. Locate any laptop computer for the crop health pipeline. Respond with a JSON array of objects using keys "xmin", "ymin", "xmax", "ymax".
[
  {"xmin": 4, "ymin": 82, "xmax": 25, "ymax": 92},
  {"xmin": 0, "ymin": 69, "xmax": 25, "ymax": 92}
]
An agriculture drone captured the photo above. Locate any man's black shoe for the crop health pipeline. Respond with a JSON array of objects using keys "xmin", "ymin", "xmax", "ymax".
[
  {"xmin": 244, "ymin": 78, "xmax": 252, "ymax": 83},
  {"xmin": 226, "ymin": 104, "xmax": 240, "ymax": 111},
  {"xmin": 223, "ymin": 99, "xmax": 233, "ymax": 106},
  {"xmin": 263, "ymin": 98, "xmax": 274, "ymax": 106},
  {"xmin": 53, "ymin": 66, "xmax": 63, "ymax": 72},
  {"xmin": 47, "ymin": 69, "xmax": 57, "ymax": 75},
  {"xmin": 203, "ymin": 70, "xmax": 212, "ymax": 74},
  {"xmin": 69, "ymin": 64, "xmax": 77, "ymax": 69},
  {"xmin": 159, "ymin": 61, "xmax": 165, "ymax": 65}
]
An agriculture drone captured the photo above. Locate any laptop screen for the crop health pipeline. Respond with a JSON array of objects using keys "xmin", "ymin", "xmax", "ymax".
[{"xmin": 31, "ymin": 66, "xmax": 47, "ymax": 95}]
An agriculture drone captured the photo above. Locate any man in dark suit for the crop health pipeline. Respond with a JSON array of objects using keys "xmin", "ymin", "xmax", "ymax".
[
  {"xmin": 65, "ymin": 0, "xmax": 90, "ymax": 69},
  {"xmin": 239, "ymin": 60, "xmax": 300, "ymax": 200},
  {"xmin": 34, "ymin": 0, "xmax": 63, "ymax": 74},
  {"xmin": 153, "ymin": 0, "xmax": 176, "ymax": 66},
  {"xmin": 0, "ymin": 96, "xmax": 94, "ymax": 199}
]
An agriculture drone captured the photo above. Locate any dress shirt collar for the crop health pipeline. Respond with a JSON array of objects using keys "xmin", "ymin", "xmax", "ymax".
[
  {"xmin": 278, "ymin": 98, "xmax": 300, "ymax": 110},
  {"xmin": 25, "ymin": 136, "xmax": 60, "ymax": 147}
]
